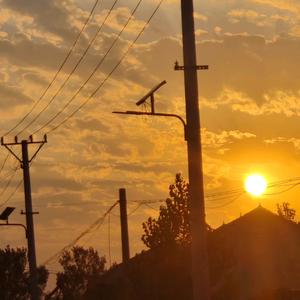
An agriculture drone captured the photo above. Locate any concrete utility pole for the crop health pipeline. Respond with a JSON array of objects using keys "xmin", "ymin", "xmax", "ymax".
[
  {"xmin": 1, "ymin": 135, "xmax": 47, "ymax": 300},
  {"xmin": 180, "ymin": 1, "xmax": 210, "ymax": 299},
  {"xmin": 119, "ymin": 188, "xmax": 130, "ymax": 263}
]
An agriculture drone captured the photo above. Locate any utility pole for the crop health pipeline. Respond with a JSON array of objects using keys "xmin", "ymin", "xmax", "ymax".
[
  {"xmin": 180, "ymin": 1, "xmax": 210, "ymax": 299},
  {"xmin": 113, "ymin": 1, "xmax": 210, "ymax": 297},
  {"xmin": 1, "ymin": 135, "xmax": 47, "ymax": 300},
  {"xmin": 119, "ymin": 188, "xmax": 130, "ymax": 263}
]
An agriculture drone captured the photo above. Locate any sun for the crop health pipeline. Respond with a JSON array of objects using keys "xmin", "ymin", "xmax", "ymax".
[{"xmin": 245, "ymin": 174, "xmax": 267, "ymax": 197}]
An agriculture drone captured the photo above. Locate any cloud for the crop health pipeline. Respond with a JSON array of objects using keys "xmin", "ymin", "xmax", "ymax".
[
  {"xmin": 0, "ymin": 82, "xmax": 32, "ymax": 109},
  {"xmin": 264, "ymin": 137, "xmax": 300, "ymax": 151},
  {"xmin": 249, "ymin": 0, "xmax": 300, "ymax": 14},
  {"xmin": 0, "ymin": 0, "xmax": 81, "ymax": 42},
  {"xmin": 228, "ymin": 9, "xmax": 267, "ymax": 26},
  {"xmin": 194, "ymin": 12, "xmax": 208, "ymax": 22}
]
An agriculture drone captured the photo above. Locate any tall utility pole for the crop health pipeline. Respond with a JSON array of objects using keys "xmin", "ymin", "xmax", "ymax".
[
  {"xmin": 180, "ymin": 1, "xmax": 210, "ymax": 299},
  {"xmin": 1, "ymin": 135, "xmax": 47, "ymax": 300},
  {"xmin": 119, "ymin": 188, "xmax": 130, "ymax": 263}
]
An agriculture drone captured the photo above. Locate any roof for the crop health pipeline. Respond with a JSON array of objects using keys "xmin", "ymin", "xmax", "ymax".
[{"xmin": 85, "ymin": 206, "xmax": 300, "ymax": 300}]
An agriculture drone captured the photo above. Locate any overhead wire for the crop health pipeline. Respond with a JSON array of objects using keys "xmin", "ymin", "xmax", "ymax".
[
  {"xmin": 32, "ymin": 175, "xmax": 300, "ymax": 265},
  {"xmin": 0, "ymin": 165, "xmax": 20, "ymax": 193},
  {"xmin": 108, "ymin": 212, "xmax": 111, "ymax": 267},
  {"xmin": 16, "ymin": 0, "xmax": 120, "ymax": 136},
  {"xmin": 0, "ymin": 148, "xmax": 46, "ymax": 208},
  {"xmin": 0, "ymin": 179, "xmax": 23, "ymax": 209},
  {"xmin": 43, "ymin": 200, "xmax": 119, "ymax": 265},
  {"xmin": 34, "ymin": 0, "xmax": 165, "ymax": 135},
  {"xmin": 0, "ymin": 153, "xmax": 10, "ymax": 175},
  {"xmin": 4, "ymin": 0, "xmax": 102, "ymax": 137},
  {"xmin": 206, "ymin": 193, "xmax": 245, "ymax": 209},
  {"xmin": 263, "ymin": 182, "xmax": 300, "ymax": 196}
]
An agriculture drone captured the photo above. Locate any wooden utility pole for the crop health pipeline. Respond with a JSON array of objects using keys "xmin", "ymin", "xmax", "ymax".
[
  {"xmin": 1, "ymin": 135, "xmax": 47, "ymax": 300},
  {"xmin": 119, "ymin": 188, "xmax": 130, "ymax": 263},
  {"xmin": 180, "ymin": 1, "xmax": 210, "ymax": 299}
]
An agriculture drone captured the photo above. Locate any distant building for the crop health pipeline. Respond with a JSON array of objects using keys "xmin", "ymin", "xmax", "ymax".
[{"xmin": 85, "ymin": 206, "xmax": 300, "ymax": 300}]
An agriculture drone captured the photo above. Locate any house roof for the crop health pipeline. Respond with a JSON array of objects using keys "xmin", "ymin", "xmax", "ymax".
[{"xmin": 85, "ymin": 206, "xmax": 300, "ymax": 300}]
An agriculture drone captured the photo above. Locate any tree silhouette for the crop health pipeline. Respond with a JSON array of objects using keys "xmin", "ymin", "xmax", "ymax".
[
  {"xmin": 56, "ymin": 246, "xmax": 106, "ymax": 300},
  {"xmin": 0, "ymin": 245, "xmax": 48, "ymax": 300},
  {"xmin": 142, "ymin": 173, "xmax": 191, "ymax": 248},
  {"xmin": 277, "ymin": 202, "xmax": 296, "ymax": 222}
]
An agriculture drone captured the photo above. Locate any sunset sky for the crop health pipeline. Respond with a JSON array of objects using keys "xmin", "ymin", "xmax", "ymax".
[{"xmin": 0, "ymin": 0, "xmax": 300, "ymax": 287}]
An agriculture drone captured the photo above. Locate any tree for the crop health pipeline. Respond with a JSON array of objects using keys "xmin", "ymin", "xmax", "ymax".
[
  {"xmin": 55, "ymin": 246, "xmax": 106, "ymax": 300},
  {"xmin": 277, "ymin": 202, "xmax": 296, "ymax": 222},
  {"xmin": 0, "ymin": 245, "xmax": 48, "ymax": 300},
  {"xmin": 142, "ymin": 173, "xmax": 191, "ymax": 249}
]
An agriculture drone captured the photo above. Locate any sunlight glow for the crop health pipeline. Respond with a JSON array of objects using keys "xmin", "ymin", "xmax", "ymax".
[{"xmin": 245, "ymin": 174, "xmax": 267, "ymax": 197}]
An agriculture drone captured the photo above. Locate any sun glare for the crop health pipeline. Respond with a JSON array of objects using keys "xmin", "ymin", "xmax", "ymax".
[{"xmin": 245, "ymin": 174, "xmax": 267, "ymax": 197}]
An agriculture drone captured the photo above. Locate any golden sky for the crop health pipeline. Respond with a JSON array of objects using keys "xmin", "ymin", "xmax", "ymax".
[{"xmin": 0, "ymin": 0, "xmax": 300, "ymax": 285}]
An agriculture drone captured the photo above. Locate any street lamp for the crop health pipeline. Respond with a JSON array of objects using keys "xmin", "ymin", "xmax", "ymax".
[
  {"xmin": 113, "ymin": 80, "xmax": 187, "ymax": 140},
  {"xmin": 0, "ymin": 206, "xmax": 27, "ymax": 237}
]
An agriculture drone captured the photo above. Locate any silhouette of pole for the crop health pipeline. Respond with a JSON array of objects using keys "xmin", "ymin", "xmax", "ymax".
[
  {"xmin": 1, "ymin": 135, "xmax": 47, "ymax": 300},
  {"xmin": 21, "ymin": 140, "xmax": 39, "ymax": 300},
  {"xmin": 119, "ymin": 188, "xmax": 130, "ymax": 263},
  {"xmin": 180, "ymin": 1, "xmax": 210, "ymax": 299}
]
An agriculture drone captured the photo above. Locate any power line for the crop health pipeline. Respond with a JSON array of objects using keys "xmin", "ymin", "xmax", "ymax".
[
  {"xmin": 43, "ymin": 200, "xmax": 119, "ymax": 265},
  {"xmin": 0, "ymin": 154, "xmax": 42, "ymax": 208},
  {"xmin": 4, "ymin": 0, "xmax": 102, "ymax": 137},
  {"xmin": 0, "ymin": 179, "xmax": 23, "ymax": 209},
  {"xmin": 36, "ymin": 0, "xmax": 165, "ymax": 135},
  {"xmin": 206, "ymin": 193, "xmax": 244, "ymax": 209},
  {"xmin": 33, "ymin": 0, "xmax": 146, "ymax": 135},
  {"xmin": 263, "ymin": 182, "xmax": 300, "ymax": 196},
  {"xmin": 108, "ymin": 212, "xmax": 111, "ymax": 267},
  {"xmin": 0, "ymin": 153, "xmax": 9, "ymax": 175},
  {"xmin": 0, "ymin": 166, "xmax": 20, "ymax": 199},
  {"xmin": 17, "ymin": 0, "xmax": 120, "ymax": 136}
]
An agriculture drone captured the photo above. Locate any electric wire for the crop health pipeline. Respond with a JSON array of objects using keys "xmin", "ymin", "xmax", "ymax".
[
  {"xmin": 0, "ymin": 153, "xmax": 9, "ymax": 176},
  {"xmin": 43, "ymin": 200, "xmax": 119, "ymax": 265},
  {"xmin": 0, "ymin": 166, "xmax": 20, "ymax": 199},
  {"xmin": 4, "ymin": 0, "xmax": 101, "ymax": 137},
  {"xmin": 33, "ymin": 0, "xmax": 146, "ymax": 135},
  {"xmin": 17, "ymin": 0, "xmax": 120, "ymax": 136},
  {"xmin": 263, "ymin": 182, "xmax": 300, "ymax": 196},
  {"xmin": 128, "ymin": 203, "xmax": 144, "ymax": 216},
  {"xmin": 0, "ymin": 179, "xmax": 23, "ymax": 209},
  {"xmin": 206, "ymin": 192, "xmax": 245, "ymax": 209},
  {"xmin": 108, "ymin": 212, "xmax": 111, "ymax": 267},
  {"xmin": 81, "ymin": 215, "xmax": 108, "ymax": 247},
  {"xmin": 35, "ymin": 0, "xmax": 165, "ymax": 135}
]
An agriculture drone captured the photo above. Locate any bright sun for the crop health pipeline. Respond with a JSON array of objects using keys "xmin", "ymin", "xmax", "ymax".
[{"xmin": 245, "ymin": 174, "xmax": 267, "ymax": 197}]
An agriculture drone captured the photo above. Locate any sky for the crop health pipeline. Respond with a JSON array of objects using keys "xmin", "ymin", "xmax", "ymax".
[{"xmin": 0, "ymin": 0, "xmax": 300, "ymax": 289}]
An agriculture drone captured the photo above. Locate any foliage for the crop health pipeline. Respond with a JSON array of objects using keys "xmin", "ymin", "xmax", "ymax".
[
  {"xmin": 142, "ymin": 173, "xmax": 191, "ymax": 248},
  {"xmin": 56, "ymin": 246, "xmax": 106, "ymax": 300},
  {"xmin": 277, "ymin": 202, "xmax": 296, "ymax": 222},
  {"xmin": 0, "ymin": 245, "xmax": 48, "ymax": 300}
]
